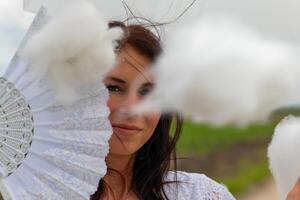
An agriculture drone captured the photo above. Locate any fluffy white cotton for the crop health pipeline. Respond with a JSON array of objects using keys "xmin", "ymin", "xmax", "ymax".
[
  {"xmin": 136, "ymin": 15, "xmax": 300, "ymax": 125},
  {"xmin": 21, "ymin": 0, "xmax": 123, "ymax": 103},
  {"xmin": 268, "ymin": 116, "xmax": 300, "ymax": 199}
]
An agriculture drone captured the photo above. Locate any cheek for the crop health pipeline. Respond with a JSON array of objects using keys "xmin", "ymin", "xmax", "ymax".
[
  {"xmin": 107, "ymin": 95, "xmax": 122, "ymax": 117},
  {"xmin": 107, "ymin": 96, "xmax": 120, "ymax": 125},
  {"xmin": 144, "ymin": 112, "xmax": 161, "ymax": 135},
  {"xmin": 107, "ymin": 96, "xmax": 116, "ymax": 111},
  {"xmin": 107, "ymin": 98, "xmax": 114, "ymax": 118}
]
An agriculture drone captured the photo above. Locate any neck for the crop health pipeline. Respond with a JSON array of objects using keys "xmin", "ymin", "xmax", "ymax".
[
  {"xmin": 106, "ymin": 153, "xmax": 136, "ymax": 175},
  {"xmin": 103, "ymin": 153, "xmax": 136, "ymax": 198}
]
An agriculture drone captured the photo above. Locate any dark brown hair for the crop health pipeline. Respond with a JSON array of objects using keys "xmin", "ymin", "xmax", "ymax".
[
  {"xmin": 109, "ymin": 21, "xmax": 162, "ymax": 62},
  {"xmin": 91, "ymin": 21, "xmax": 183, "ymax": 200}
]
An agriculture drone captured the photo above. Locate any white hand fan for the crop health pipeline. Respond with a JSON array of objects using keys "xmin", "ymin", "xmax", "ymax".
[{"xmin": 0, "ymin": 2, "xmax": 119, "ymax": 199}]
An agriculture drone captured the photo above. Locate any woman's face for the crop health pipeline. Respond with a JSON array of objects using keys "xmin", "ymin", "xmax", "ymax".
[{"xmin": 103, "ymin": 45, "xmax": 161, "ymax": 156}]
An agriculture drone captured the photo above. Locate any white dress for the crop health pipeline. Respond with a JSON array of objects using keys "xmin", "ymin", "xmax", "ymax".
[{"xmin": 164, "ymin": 171, "xmax": 236, "ymax": 200}]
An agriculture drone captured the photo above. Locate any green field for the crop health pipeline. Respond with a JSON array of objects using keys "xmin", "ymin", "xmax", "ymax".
[{"xmin": 176, "ymin": 121, "xmax": 276, "ymax": 196}]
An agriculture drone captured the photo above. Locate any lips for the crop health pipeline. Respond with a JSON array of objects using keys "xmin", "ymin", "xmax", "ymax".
[
  {"xmin": 112, "ymin": 123, "xmax": 143, "ymax": 135},
  {"xmin": 112, "ymin": 124, "xmax": 143, "ymax": 130}
]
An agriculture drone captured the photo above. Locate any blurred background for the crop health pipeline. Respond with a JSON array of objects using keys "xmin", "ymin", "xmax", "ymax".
[
  {"xmin": 2, "ymin": 0, "xmax": 300, "ymax": 199},
  {"xmin": 176, "ymin": 117, "xmax": 281, "ymax": 199}
]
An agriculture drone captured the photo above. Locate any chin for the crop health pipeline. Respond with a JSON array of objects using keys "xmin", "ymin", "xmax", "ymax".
[{"xmin": 108, "ymin": 136, "xmax": 139, "ymax": 156}]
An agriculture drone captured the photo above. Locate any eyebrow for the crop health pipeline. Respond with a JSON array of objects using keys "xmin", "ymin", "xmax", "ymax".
[
  {"xmin": 106, "ymin": 76, "xmax": 155, "ymax": 87},
  {"xmin": 141, "ymin": 82, "xmax": 154, "ymax": 88},
  {"xmin": 106, "ymin": 76, "xmax": 126, "ymax": 84}
]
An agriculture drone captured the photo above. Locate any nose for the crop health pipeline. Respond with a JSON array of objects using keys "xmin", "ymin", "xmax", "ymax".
[
  {"xmin": 117, "ymin": 92, "xmax": 140, "ymax": 118},
  {"xmin": 123, "ymin": 91, "xmax": 140, "ymax": 107}
]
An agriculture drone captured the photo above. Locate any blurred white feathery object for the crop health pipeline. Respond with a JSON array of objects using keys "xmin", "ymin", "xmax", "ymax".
[
  {"xmin": 23, "ymin": 0, "xmax": 42, "ymax": 13},
  {"xmin": 0, "ymin": 1, "xmax": 122, "ymax": 199},
  {"xmin": 268, "ymin": 116, "xmax": 300, "ymax": 200},
  {"xmin": 135, "ymin": 15, "xmax": 300, "ymax": 125},
  {"xmin": 21, "ymin": 0, "xmax": 123, "ymax": 104}
]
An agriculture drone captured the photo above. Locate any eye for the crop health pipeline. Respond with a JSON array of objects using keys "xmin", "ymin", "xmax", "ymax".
[
  {"xmin": 106, "ymin": 85, "xmax": 123, "ymax": 93},
  {"xmin": 138, "ymin": 86, "xmax": 153, "ymax": 97}
]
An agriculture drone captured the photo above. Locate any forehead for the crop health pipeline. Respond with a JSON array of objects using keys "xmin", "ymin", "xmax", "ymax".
[{"xmin": 106, "ymin": 46, "xmax": 154, "ymax": 83}]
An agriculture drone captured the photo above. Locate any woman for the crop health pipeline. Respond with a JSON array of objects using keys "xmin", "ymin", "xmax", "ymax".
[{"xmin": 91, "ymin": 21, "xmax": 235, "ymax": 200}]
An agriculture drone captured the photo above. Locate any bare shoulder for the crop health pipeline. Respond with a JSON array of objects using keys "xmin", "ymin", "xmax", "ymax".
[{"xmin": 164, "ymin": 171, "xmax": 236, "ymax": 200}]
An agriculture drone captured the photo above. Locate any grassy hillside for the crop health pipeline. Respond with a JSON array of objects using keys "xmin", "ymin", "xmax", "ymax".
[{"xmin": 176, "ymin": 121, "xmax": 276, "ymax": 195}]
